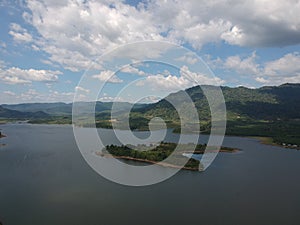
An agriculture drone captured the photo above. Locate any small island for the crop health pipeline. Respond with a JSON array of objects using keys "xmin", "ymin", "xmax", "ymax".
[{"xmin": 96, "ymin": 142, "xmax": 238, "ymax": 171}]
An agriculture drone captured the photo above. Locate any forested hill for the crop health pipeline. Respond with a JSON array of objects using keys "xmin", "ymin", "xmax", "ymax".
[
  {"xmin": 135, "ymin": 83, "xmax": 300, "ymax": 145},
  {"xmin": 139, "ymin": 83, "xmax": 300, "ymax": 121},
  {"xmin": 2, "ymin": 83, "xmax": 299, "ymax": 121},
  {"xmin": 0, "ymin": 106, "xmax": 49, "ymax": 119},
  {"xmin": 1, "ymin": 83, "xmax": 299, "ymax": 145}
]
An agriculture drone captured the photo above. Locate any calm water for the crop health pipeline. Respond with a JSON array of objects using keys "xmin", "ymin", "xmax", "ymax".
[{"xmin": 0, "ymin": 124, "xmax": 300, "ymax": 225}]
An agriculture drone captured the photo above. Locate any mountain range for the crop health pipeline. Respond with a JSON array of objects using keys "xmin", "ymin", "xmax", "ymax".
[{"xmin": 1, "ymin": 83, "xmax": 299, "ymax": 145}]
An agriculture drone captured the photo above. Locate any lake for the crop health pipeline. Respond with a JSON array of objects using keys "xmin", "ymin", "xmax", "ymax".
[{"xmin": 0, "ymin": 124, "xmax": 300, "ymax": 225}]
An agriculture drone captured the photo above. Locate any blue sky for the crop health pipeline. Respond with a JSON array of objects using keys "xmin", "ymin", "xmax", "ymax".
[{"xmin": 1, "ymin": 0, "xmax": 300, "ymax": 103}]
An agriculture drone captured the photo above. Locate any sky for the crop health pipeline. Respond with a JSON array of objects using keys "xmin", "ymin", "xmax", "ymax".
[{"xmin": 0, "ymin": 0, "xmax": 300, "ymax": 104}]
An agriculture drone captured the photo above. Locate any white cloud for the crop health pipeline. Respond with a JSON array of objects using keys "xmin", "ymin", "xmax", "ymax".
[
  {"xmin": 1, "ymin": 87, "xmax": 76, "ymax": 104},
  {"xmin": 176, "ymin": 52, "xmax": 198, "ymax": 65},
  {"xmin": 224, "ymin": 52, "xmax": 260, "ymax": 75},
  {"xmin": 255, "ymin": 74, "xmax": 300, "ymax": 85},
  {"xmin": 217, "ymin": 1, "xmax": 300, "ymax": 47},
  {"xmin": 3, "ymin": 90, "xmax": 16, "ymax": 96},
  {"xmin": 1, "ymin": 76, "xmax": 31, "ymax": 84},
  {"xmin": 138, "ymin": 74, "xmax": 191, "ymax": 92},
  {"xmin": 137, "ymin": 65, "xmax": 225, "ymax": 92},
  {"xmin": 180, "ymin": 65, "xmax": 225, "ymax": 86},
  {"xmin": 0, "ymin": 66, "xmax": 62, "ymax": 84},
  {"xmin": 213, "ymin": 52, "xmax": 300, "ymax": 85},
  {"xmin": 9, "ymin": 23, "xmax": 32, "ymax": 43},
  {"xmin": 168, "ymin": 19, "xmax": 232, "ymax": 49},
  {"xmin": 120, "ymin": 65, "xmax": 146, "ymax": 76},
  {"xmin": 145, "ymin": 0, "xmax": 300, "ymax": 47},
  {"xmin": 256, "ymin": 53, "xmax": 300, "ymax": 85},
  {"xmin": 75, "ymin": 86, "xmax": 90, "ymax": 93},
  {"xmin": 263, "ymin": 53, "xmax": 300, "ymax": 76},
  {"xmin": 92, "ymin": 70, "xmax": 123, "ymax": 83},
  {"xmin": 48, "ymin": 90, "xmax": 75, "ymax": 102},
  {"xmin": 98, "ymin": 95, "xmax": 125, "ymax": 102},
  {"xmin": 18, "ymin": 0, "xmax": 300, "ymax": 73},
  {"xmin": 25, "ymin": 0, "xmax": 165, "ymax": 71}
]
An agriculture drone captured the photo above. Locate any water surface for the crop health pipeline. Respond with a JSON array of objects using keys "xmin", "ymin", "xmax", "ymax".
[{"xmin": 0, "ymin": 124, "xmax": 299, "ymax": 225}]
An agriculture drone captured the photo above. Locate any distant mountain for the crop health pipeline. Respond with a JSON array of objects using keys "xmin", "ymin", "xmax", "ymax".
[
  {"xmin": 2, "ymin": 84, "xmax": 299, "ymax": 121},
  {"xmin": 132, "ymin": 83, "xmax": 300, "ymax": 145},
  {"xmin": 0, "ymin": 83, "xmax": 299, "ymax": 145},
  {"xmin": 2, "ymin": 102, "xmax": 71, "ymax": 115},
  {"xmin": 0, "ymin": 106, "xmax": 49, "ymax": 119},
  {"xmin": 139, "ymin": 83, "xmax": 300, "ymax": 121},
  {"xmin": 1, "ymin": 101, "xmax": 148, "ymax": 116},
  {"xmin": 2, "ymin": 83, "xmax": 299, "ymax": 121}
]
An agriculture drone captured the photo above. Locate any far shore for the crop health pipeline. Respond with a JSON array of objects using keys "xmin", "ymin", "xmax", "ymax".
[
  {"xmin": 252, "ymin": 136, "xmax": 300, "ymax": 150},
  {"xmin": 0, "ymin": 120, "xmax": 299, "ymax": 150}
]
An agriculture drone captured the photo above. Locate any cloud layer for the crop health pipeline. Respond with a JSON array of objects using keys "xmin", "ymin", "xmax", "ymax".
[
  {"xmin": 0, "ymin": 65, "xmax": 62, "ymax": 84},
  {"xmin": 19, "ymin": 0, "xmax": 300, "ymax": 72},
  {"xmin": 217, "ymin": 52, "xmax": 300, "ymax": 85}
]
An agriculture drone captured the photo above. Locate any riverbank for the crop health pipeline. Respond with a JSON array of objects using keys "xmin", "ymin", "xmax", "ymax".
[
  {"xmin": 1, "ymin": 120, "xmax": 299, "ymax": 150},
  {"xmin": 49, "ymin": 121, "xmax": 300, "ymax": 148},
  {"xmin": 253, "ymin": 136, "xmax": 300, "ymax": 150}
]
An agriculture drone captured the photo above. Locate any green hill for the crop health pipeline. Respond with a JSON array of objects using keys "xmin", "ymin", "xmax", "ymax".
[
  {"xmin": 141, "ymin": 83, "xmax": 300, "ymax": 120},
  {"xmin": 1, "ymin": 83, "xmax": 299, "ymax": 146},
  {"xmin": 0, "ymin": 106, "xmax": 49, "ymax": 119},
  {"xmin": 133, "ymin": 83, "xmax": 300, "ymax": 146}
]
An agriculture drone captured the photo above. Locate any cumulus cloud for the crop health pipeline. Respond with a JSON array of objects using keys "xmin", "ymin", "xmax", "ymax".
[
  {"xmin": 3, "ymin": 90, "xmax": 16, "ymax": 96},
  {"xmin": 9, "ymin": 23, "xmax": 32, "ymax": 43},
  {"xmin": 213, "ymin": 52, "xmax": 300, "ymax": 85},
  {"xmin": 98, "ymin": 95, "xmax": 125, "ymax": 102},
  {"xmin": 218, "ymin": 1, "xmax": 300, "ymax": 47},
  {"xmin": 75, "ymin": 86, "xmax": 90, "ymax": 93},
  {"xmin": 224, "ymin": 52, "xmax": 260, "ymax": 75},
  {"xmin": 20, "ymin": 0, "xmax": 300, "ymax": 73},
  {"xmin": 176, "ymin": 52, "xmax": 198, "ymax": 65},
  {"xmin": 145, "ymin": 0, "xmax": 300, "ymax": 47},
  {"xmin": 24, "ymin": 0, "xmax": 165, "ymax": 71},
  {"xmin": 137, "ymin": 65, "xmax": 224, "ymax": 92},
  {"xmin": 0, "ymin": 66, "xmax": 62, "ymax": 84},
  {"xmin": 263, "ymin": 53, "xmax": 300, "ymax": 76},
  {"xmin": 180, "ymin": 65, "xmax": 225, "ymax": 85},
  {"xmin": 120, "ymin": 65, "xmax": 146, "ymax": 76},
  {"xmin": 48, "ymin": 90, "xmax": 75, "ymax": 102},
  {"xmin": 5, "ymin": 89, "xmax": 75, "ymax": 103},
  {"xmin": 257, "ymin": 53, "xmax": 300, "ymax": 85},
  {"xmin": 92, "ymin": 70, "xmax": 123, "ymax": 83}
]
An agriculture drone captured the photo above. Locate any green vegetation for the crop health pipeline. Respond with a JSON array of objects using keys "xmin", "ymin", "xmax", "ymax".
[
  {"xmin": 225, "ymin": 119, "xmax": 300, "ymax": 146},
  {"xmin": 1, "ymin": 83, "xmax": 299, "ymax": 147},
  {"xmin": 99, "ymin": 142, "xmax": 237, "ymax": 170},
  {"xmin": 0, "ymin": 106, "xmax": 49, "ymax": 119},
  {"xmin": 28, "ymin": 116, "xmax": 72, "ymax": 125},
  {"xmin": 102, "ymin": 142, "xmax": 201, "ymax": 170},
  {"xmin": 130, "ymin": 83, "xmax": 300, "ymax": 146}
]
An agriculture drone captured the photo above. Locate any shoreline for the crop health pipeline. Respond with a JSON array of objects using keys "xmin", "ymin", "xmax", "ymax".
[
  {"xmin": 187, "ymin": 148, "xmax": 240, "ymax": 154},
  {"xmin": 95, "ymin": 147, "xmax": 238, "ymax": 171},
  {"xmin": 251, "ymin": 136, "xmax": 300, "ymax": 150},
  {"xmin": 95, "ymin": 152, "xmax": 201, "ymax": 171},
  {"xmin": 1, "ymin": 121, "xmax": 298, "ymax": 150}
]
